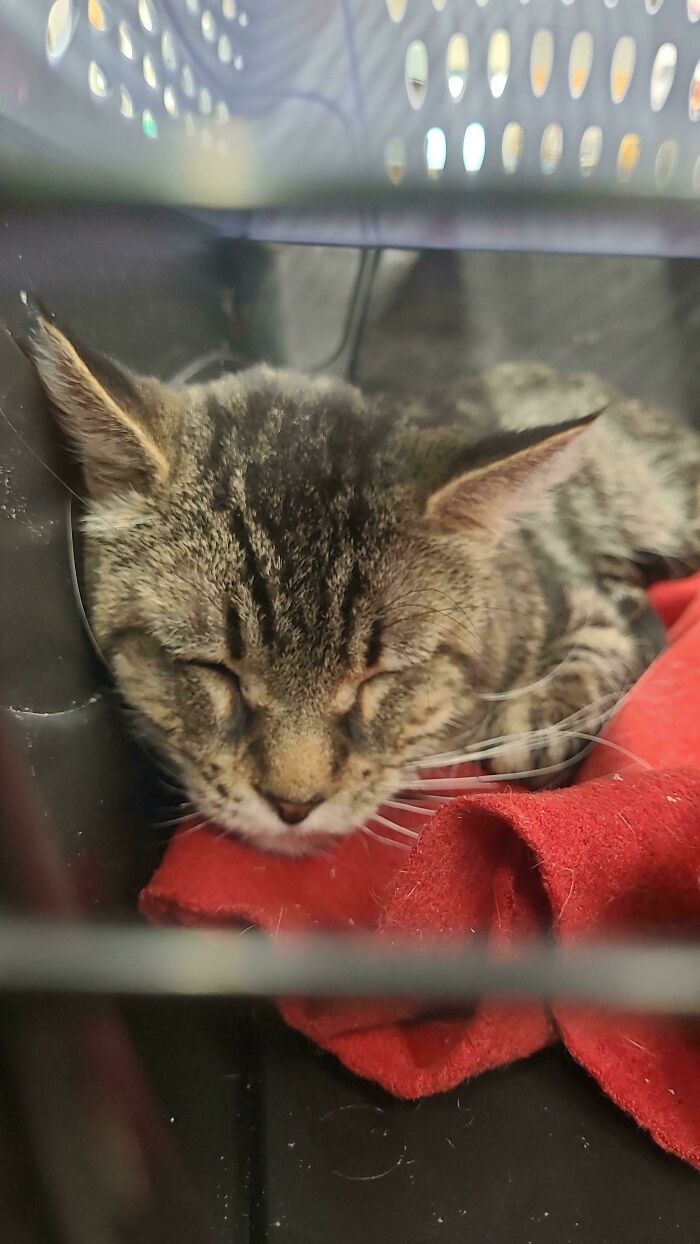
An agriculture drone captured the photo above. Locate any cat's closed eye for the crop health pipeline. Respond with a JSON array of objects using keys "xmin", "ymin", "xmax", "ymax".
[
  {"xmin": 188, "ymin": 659, "xmax": 241, "ymax": 687},
  {"xmin": 353, "ymin": 670, "xmax": 399, "ymax": 727},
  {"xmin": 187, "ymin": 660, "xmax": 244, "ymax": 704}
]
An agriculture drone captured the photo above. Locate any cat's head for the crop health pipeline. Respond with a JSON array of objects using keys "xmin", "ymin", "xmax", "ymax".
[{"xmin": 28, "ymin": 311, "xmax": 591, "ymax": 853}]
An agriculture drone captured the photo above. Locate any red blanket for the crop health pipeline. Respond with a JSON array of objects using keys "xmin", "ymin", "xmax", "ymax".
[{"xmin": 141, "ymin": 576, "xmax": 700, "ymax": 1168}]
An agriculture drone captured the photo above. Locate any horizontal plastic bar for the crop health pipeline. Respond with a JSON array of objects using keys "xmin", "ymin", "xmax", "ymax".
[{"xmin": 0, "ymin": 919, "xmax": 697, "ymax": 1013}]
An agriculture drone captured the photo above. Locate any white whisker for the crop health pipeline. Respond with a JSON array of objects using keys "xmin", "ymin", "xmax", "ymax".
[
  {"xmin": 384, "ymin": 799, "xmax": 435, "ymax": 817},
  {"xmin": 361, "ymin": 825, "xmax": 411, "ymax": 851},
  {"xmin": 404, "ymin": 746, "xmax": 593, "ymax": 790},
  {"xmin": 154, "ymin": 812, "xmax": 197, "ymax": 829},
  {"xmin": 412, "ymin": 693, "xmax": 621, "ymax": 772},
  {"xmin": 558, "ymin": 730, "xmax": 652, "ymax": 771},
  {"xmin": 370, "ymin": 813, "xmax": 421, "ymax": 840}
]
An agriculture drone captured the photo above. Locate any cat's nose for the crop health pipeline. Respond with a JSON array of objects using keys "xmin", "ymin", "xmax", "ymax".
[{"xmin": 262, "ymin": 793, "xmax": 324, "ymax": 825}]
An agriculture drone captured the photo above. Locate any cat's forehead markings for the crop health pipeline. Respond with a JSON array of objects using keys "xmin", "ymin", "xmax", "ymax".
[{"xmin": 332, "ymin": 681, "xmax": 358, "ymax": 715}]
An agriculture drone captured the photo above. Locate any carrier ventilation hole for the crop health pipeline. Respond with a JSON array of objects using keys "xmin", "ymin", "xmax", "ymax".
[
  {"xmin": 655, "ymin": 140, "xmax": 678, "ymax": 187},
  {"xmin": 385, "ymin": 136, "xmax": 406, "ymax": 184},
  {"xmin": 143, "ymin": 53, "xmax": 158, "ymax": 89},
  {"xmin": 181, "ymin": 64, "xmax": 196, "ymax": 97},
  {"xmin": 46, "ymin": 0, "xmax": 75, "ymax": 63},
  {"xmin": 88, "ymin": 60, "xmax": 109, "ymax": 97},
  {"xmin": 502, "ymin": 122, "xmax": 523, "ymax": 173},
  {"xmin": 646, "ymin": 0, "xmax": 664, "ymax": 11},
  {"xmin": 579, "ymin": 125, "xmax": 602, "ymax": 176},
  {"xmin": 163, "ymin": 84, "xmax": 178, "ymax": 115},
  {"xmin": 611, "ymin": 36, "xmax": 636, "ymax": 104},
  {"xmin": 119, "ymin": 85, "xmax": 134, "ymax": 118},
  {"xmin": 617, "ymin": 133, "xmax": 640, "ymax": 181},
  {"xmin": 88, "ymin": 1, "xmax": 111, "ymax": 33},
  {"xmin": 531, "ymin": 30, "xmax": 553, "ymax": 99},
  {"xmin": 540, "ymin": 123, "xmax": 563, "ymax": 174},
  {"xmin": 118, "ymin": 21, "xmax": 135, "ymax": 59},
  {"xmin": 446, "ymin": 33, "xmax": 468, "ymax": 102},
  {"xmin": 239, "ymin": 12, "xmax": 248, "ymax": 27},
  {"xmin": 650, "ymin": 43, "xmax": 676, "ymax": 112},
  {"xmin": 199, "ymin": 87, "xmax": 213, "ymax": 114},
  {"xmin": 222, "ymin": 0, "xmax": 237, "ymax": 17},
  {"xmin": 690, "ymin": 60, "xmax": 700, "ymax": 120},
  {"xmin": 138, "ymin": 0, "xmax": 158, "ymax": 36},
  {"xmin": 463, "ymin": 123, "xmax": 485, "ymax": 173},
  {"xmin": 215, "ymin": 100, "xmax": 229, "ymax": 122},
  {"xmin": 689, "ymin": 0, "xmax": 700, "ymax": 20},
  {"xmin": 142, "ymin": 108, "xmax": 158, "ymax": 138},
  {"xmin": 202, "ymin": 10, "xmax": 218, "ymax": 42},
  {"xmin": 488, "ymin": 30, "xmax": 510, "ymax": 99},
  {"xmin": 433, "ymin": 0, "xmax": 448, "ymax": 10},
  {"xmin": 425, "ymin": 127, "xmax": 447, "ymax": 177},
  {"xmin": 218, "ymin": 34, "xmax": 232, "ymax": 63},
  {"xmin": 569, "ymin": 31, "xmax": 592, "ymax": 100},
  {"xmin": 161, "ymin": 30, "xmax": 178, "ymax": 71},
  {"xmin": 186, "ymin": 0, "xmax": 200, "ymax": 13},
  {"xmin": 406, "ymin": 41, "xmax": 428, "ymax": 110},
  {"xmin": 386, "ymin": 0, "xmax": 407, "ymax": 16}
]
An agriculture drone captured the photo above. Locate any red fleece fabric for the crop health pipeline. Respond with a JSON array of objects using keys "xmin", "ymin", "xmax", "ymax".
[{"xmin": 141, "ymin": 576, "xmax": 700, "ymax": 1168}]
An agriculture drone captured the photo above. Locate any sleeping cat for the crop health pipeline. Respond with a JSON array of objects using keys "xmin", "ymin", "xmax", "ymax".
[{"xmin": 27, "ymin": 309, "xmax": 700, "ymax": 854}]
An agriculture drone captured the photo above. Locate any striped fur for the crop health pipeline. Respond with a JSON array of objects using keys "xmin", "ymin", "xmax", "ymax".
[{"xmin": 29, "ymin": 320, "xmax": 700, "ymax": 852}]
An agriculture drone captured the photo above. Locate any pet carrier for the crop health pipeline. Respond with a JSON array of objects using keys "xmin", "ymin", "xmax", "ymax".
[{"xmin": 0, "ymin": 3, "xmax": 699, "ymax": 1242}]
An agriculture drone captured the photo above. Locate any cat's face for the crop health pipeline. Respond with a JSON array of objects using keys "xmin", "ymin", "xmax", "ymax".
[
  {"xmin": 76, "ymin": 368, "xmax": 484, "ymax": 855},
  {"xmin": 29, "ymin": 312, "xmax": 588, "ymax": 853}
]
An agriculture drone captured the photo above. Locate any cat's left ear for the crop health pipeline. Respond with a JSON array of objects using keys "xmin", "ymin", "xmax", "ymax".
[
  {"xmin": 423, "ymin": 411, "xmax": 603, "ymax": 543},
  {"xmin": 23, "ymin": 304, "xmax": 181, "ymax": 498}
]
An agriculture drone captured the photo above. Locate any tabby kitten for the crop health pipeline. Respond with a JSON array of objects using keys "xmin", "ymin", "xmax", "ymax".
[{"xmin": 28, "ymin": 310, "xmax": 700, "ymax": 854}]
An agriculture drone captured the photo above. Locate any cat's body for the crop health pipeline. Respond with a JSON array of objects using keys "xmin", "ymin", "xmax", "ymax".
[
  {"xmin": 27, "ymin": 312, "xmax": 700, "ymax": 853},
  {"xmin": 406, "ymin": 360, "xmax": 700, "ymax": 777}
]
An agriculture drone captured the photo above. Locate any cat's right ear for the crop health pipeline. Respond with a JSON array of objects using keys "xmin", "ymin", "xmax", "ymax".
[
  {"xmin": 416, "ymin": 411, "xmax": 602, "ymax": 544},
  {"xmin": 21, "ymin": 303, "xmax": 179, "ymax": 498}
]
